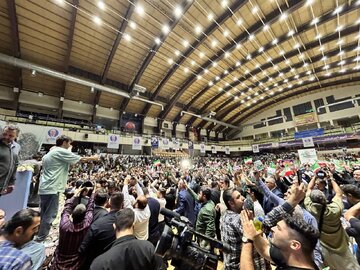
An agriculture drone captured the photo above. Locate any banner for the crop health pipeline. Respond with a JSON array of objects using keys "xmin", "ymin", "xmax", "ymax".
[
  {"xmin": 162, "ymin": 138, "xmax": 170, "ymax": 150},
  {"xmin": 295, "ymin": 128, "xmax": 324, "ymax": 139},
  {"xmin": 151, "ymin": 136, "xmax": 159, "ymax": 149},
  {"xmin": 302, "ymin": 137, "xmax": 314, "ymax": 147},
  {"xmin": 44, "ymin": 127, "xmax": 62, "ymax": 144},
  {"xmin": 107, "ymin": 134, "xmax": 120, "ymax": 149},
  {"xmin": 132, "ymin": 136, "xmax": 142, "ymax": 150},
  {"xmin": 200, "ymin": 143, "xmax": 206, "ymax": 153},
  {"xmin": 225, "ymin": 146, "xmax": 230, "ymax": 155},
  {"xmin": 252, "ymin": 144, "xmax": 260, "ymax": 153},
  {"xmin": 293, "ymin": 112, "xmax": 318, "ymax": 127},
  {"xmin": 211, "ymin": 145, "xmax": 216, "ymax": 154},
  {"xmin": 172, "ymin": 138, "xmax": 179, "ymax": 150},
  {"xmin": 298, "ymin": 148, "xmax": 318, "ymax": 164}
]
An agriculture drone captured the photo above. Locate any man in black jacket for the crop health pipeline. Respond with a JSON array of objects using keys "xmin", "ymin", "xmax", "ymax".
[
  {"xmin": 79, "ymin": 192, "xmax": 124, "ymax": 269},
  {"xmin": 90, "ymin": 208, "xmax": 164, "ymax": 270}
]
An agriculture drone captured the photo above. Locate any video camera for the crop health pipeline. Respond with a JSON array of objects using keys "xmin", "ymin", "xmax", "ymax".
[{"xmin": 156, "ymin": 208, "xmax": 230, "ymax": 270}]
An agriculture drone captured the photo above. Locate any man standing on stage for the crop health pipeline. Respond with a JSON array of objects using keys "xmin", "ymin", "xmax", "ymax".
[{"xmin": 36, "ymin": 135, "xmax": 99, "ymax": 242}]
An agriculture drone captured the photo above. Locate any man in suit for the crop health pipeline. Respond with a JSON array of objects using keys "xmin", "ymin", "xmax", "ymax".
[
  {"xmin": 174, "ymin": 180, "xmax": 196, "ymax": 226},
  {"xmin": 263, "ymin": 177, "xmax": 284, "ymax": 214}
]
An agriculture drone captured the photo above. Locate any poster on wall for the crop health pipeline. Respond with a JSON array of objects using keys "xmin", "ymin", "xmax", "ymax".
[
  {"xmin": 298, "ymin": 148, "xmax": 318, "ymax": 164},
  {"xmin": 121, "ymin": 115, "xmax": 142, "ymax": 133},
  {"xmin": 225, "ymin": 146, "xmax": 230, "ymax": 155},
  {"xmin": 200, "ymin": 143, "xmax": 206, "ymax": 153},
  {"xmin": 211, "ymin": 145, "xmax": 216, "ymax": 154},
  {"xmin": 151, "ymin": 136, "xmax": 159, "ymax": 149},
  {"xmin": 172, "ymin": 138, "xmax": 179, "ymax": 150},
  {"xmin": 252, "ymin": 144, "xmax": 260, "ymax": 153},
  {"xmin": 132, "ymin": 136, "xmax": 142, "ymax": 150},
  {"xmin": 162, "ymin": 138, "xmax": 169, "ymax": 150},
  {"xmin": 44, "ymin": 127, "xmax": 62, "ymax": 144},
  {"xmin": 107, "ymin": 134, "xmax": 120, "ymax": 149},
  {"xmin": 302, "ymin": 137, "xmax": 314, "ymax": 147}
]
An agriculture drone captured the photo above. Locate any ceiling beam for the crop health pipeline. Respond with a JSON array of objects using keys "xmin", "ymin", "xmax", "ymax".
[
  {"xmin": 183, "ymin": 1, "xmax": 358, "ymax": 127},
  {"xmin": 58, "ymin": 0, "xmax": 78, "ymax": 119},
  {"xmin": 92, "ymin": 1, "xmax": 136, "ymax": 122},
  {"xmin": 219, "ymin": 68, "xmax": 360, "ymax": 135},
  {"xmin": 141, "ymin": 0, "xmax": 249, "ymax": 116},
  {"xmin": 196, "ymin": 35, "xmax": 359, "ymax": 131},
  {"xmin": 158, "ymin": 0, "xmax": 305, "ymax": 122},
  {"xmin": 117, "ymin": 0, "xmax": 193, "ymax": 115},
  {"xmin": 6, "ymin": 0, "xmax": 21, "ymax": 112},
  {"xmin": 225, "ymin": 76, "xmax": 360, "ymax": 138}
]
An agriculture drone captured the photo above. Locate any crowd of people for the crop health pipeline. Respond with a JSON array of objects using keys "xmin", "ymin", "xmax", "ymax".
[{"xmin": 1, "ymin": 125, "xmax": 360, "ymax": 270}]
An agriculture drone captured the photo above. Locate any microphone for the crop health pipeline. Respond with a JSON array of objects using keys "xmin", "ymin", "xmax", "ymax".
[{"xmin": 160, "ymin": 208, "xmax": 181, "ymax": 219}]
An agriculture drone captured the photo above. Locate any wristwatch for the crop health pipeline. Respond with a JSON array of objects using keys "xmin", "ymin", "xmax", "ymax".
[{"xmin": 242, "ymin": 236, "xmax": 253, "ymax": 244}]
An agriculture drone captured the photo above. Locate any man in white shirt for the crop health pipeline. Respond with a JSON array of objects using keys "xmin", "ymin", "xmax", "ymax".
[{"xmin": 123, "ymin": 176, "xmax": 150, "ymax": 240}]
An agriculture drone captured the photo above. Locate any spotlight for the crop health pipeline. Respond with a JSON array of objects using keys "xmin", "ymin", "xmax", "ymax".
[{"xmin": 31, "ymin": 70, "xmax": 36, "ymax": 77}]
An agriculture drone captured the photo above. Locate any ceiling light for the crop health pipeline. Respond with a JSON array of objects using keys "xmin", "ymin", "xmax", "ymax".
[
  {"xmin": 315, "ymin": 34, "xmax": 322, "ymax": 39},
  {"xmin": 268, "ymin": 77, "xmax": 272, "ymax": 81},
  {"xmin": 338, "ymin": 50, "xmax": 344, "ymax": 56},
  {"xmin": 356, "ymin": 18, "xmax": 360, "ymax": 25},
  {"xmin": 278, "ymin": 88, "xmax": 283, "ymax": 92},
  {"xmin": 162, "ymin": 25, "xmax": 170, "ymax": 34},
  {"xmin": 241, "ymin": 82, "xmax": 246, "ymax": 87},
  {"xmin": 299, "ymin": 54, "xmax": 305, "ymax": 59},
  {"xmin": 224, "ymin": 52, "xmax": 230, "ymax": 58},
  {"xmin": 209, "ymin": 81, "xmax": 213, "ymax": 86},
  {"xmin": 270, "ymin": 91, "xmax": 274, "ymax": 95},
  {"xmin": 197, "ymin": 75, "xmax": 202, "ymax": 80},
  {"xmin": 246, "ymin": 54, "xmax": 251, "ymax": 60},
  {"xmin": 339, "ymin": 68, "xmax": 346, "ymax": 73},
  {"xmin": 237, "ymin": 18, "xmax": 243, "ymax": 26},
  {"xmin": 135, "ymin": 5, "xmax": 145, "ymax": 15},
  {"xmin": 191, "ymin": 60, "xmax": 195, "ymax": 66},
  {"xmin": 294, "ymin": 74, "xmax": 299, "ymax": 79},
  {"xmin": 288, "ymin": 29, "xmax": 295, "ymax": 36},
  {"xmin": 227, "ymin": 92, "xmax": 231, "ymax": 96},
  {"xmin": 311, "ymin": 17, "xmax": 319, "ymax": 25},
  {"xmin": 319, "ymin": 46, "xmax": 325, "ymax": 51},
  {"xmin": 265, "ymin": 87, "xmax": 269, "ymax": 91},
  {"xmin": 184, "ymin": 67, "xmax": 189, "ymax": 73},
  {"xmin": 298, "ymin": 80, "xmax": 303, "ymax": 85},
  {"xmin": 221, "ymin": 0, "xmax": 228, "ymax": 8},
  {"xmin": 236, "ymin": 43, "xmax": 241, "ymax": 49},
  {"xmin": 354, "ymin": 56, "xmax": 360, "ymax": 61},
  {"xmin": 284, "ymin": 79, "xmax": 288, "ymax": 83},
  {"xmin": 183, "ymin": 40, "xmax": 189, "ymax": 47},
  {"xmin": 285, "ymin": 59, "xmax": 290, "ymax": 64},
  {"xmin": 124, "ymin": 33, "xmax": 131, "ymax": 41},
  {"xmin": 174, "ymin": 6, "xmax": 182, "ymax": 18},
  {"xmin": 235, "ymin": 96, "xmax": 239, "ymax": 100},
  {"xmin": 90, "ymin": 87, "xmax": 95, "ymax": 93},
  {"xmin": 252, "ymin": 100, "xmax": 257, "ymax": 104},
  {"xmin": 274, "ymin": 83, "xmax": 278, "ymax": 86},
  {"xmin": 199, "ymin": 52, "xmax": 205, "ymax": 58},
  {"xmin": 212, "ymin": 62, "xmax": 217, "ymax": 67},
  {"xmin": 31, "ymin": 69, "xmax": 36, "ymax": 77},
  {"xmin": 175, "ymin": 50, "xmax": 180, "ymax": 56},
  {"xmin": 97, "ymin": 1, "xmax": 105, "ymax": 10},
  {"xmin": 248, "ymin": 34, "xmax": 255, "ymax": 40},
  {"xmin": 204, "ymin": 69, "xmax": 208, "ymax": 73},
  {"xmin": 290, "ymin": 68, "xmax": 295, "ymax": 72},
  {"xmin": 279, "ymin": 50, "xmax": 285, "ymax": 55},
  {"xmin": 211, "ymin": 40, "xmax": 217, "ymax": 48},
  {"xmin": 356, "ymin": 46, "xmax": 360, "ymax": 51},
  {"xmin": 252, "ymin": 6, "xmax": 259, "ymax": 13},
  {"xmin": 195, "ymin": 25, "xmax": 202, "ymax": 34},
  {"xmin": 258, "ymin": 46, "xmax": 264, "ymax": 52},
  {"xmin": 273, "ymin": 65, "xmax": 278, "ymax": 70},
  {"xmin": 208, "ymin": 13, "xmax": 214, "ymax": 21},
  {"xmin": 224, "ymin": 70, "xmax": 228, "ymax": 75},
  {"xmin": 306, "ymin": 70, "xmax": 311, "ymax": 75},
  {"xmin": 215, "ymin": 76, "xmax": 220, "ymax": 80},
  {"xmin": 240, "ymin": 100, "xmax": 245, "ymax": 103},
  {"xmin": 236, "ymin": 61, "xmax": 241, "ymax": 67},
  {"xmin": 294, "ymin": 43, "xmax": 300, "ymax": 49},
  {"xmin": 335, "ymin": 25, "xmax": 344, "ymax": 32},
  {"xmin": 280, "ymin": 13, "xmax": 287, "ymax": 21},
  {"xmin": 309, "ymin": 76, "xmax": 315, "ymax": 81},
  {"xmin": 155, "ymin": 37, "xmax": 161, "ymax": 44},
  {"xmin": 244, "ymin": 69, "xmax": 249, "ymax": 74},
  {"xmin": 325, "ymin": 72, "xmax": 331, "ymax": 76},
  {"xmin": 263, "ymin": 24, "xmax": 269, "ymax": 31},
  {"xmin": 333, "ymin": 5, "xmax": 343, "ymax": 14},
  {"xmin": 55, "ymin": 0, "xmax": 65, "ymax": 5},
  {"xmin": 337, "ymin": 39, "xmax": 344, "ymax": 45},
  {"xmin": 225, "ymin": 82, "xmax": 230, "ymax": 87},
  {"xmin": 233, "ymin": 77, "xmax": 237, "ymax": 81},
  {"xmin": 168, "ymin": 58, "xmax": 173, "ymax": 64},
  {"xmin": 224, "ymin": 30, "xmax": 229, "ymax": 37},
  {"xmin": 353, "ymin": 65, "xmax": 360, "ymax": 70},
  {"xmin": 279, "ymin": 72, "xmax": 284, "ymax": 76},
  {"xmin": 288, "ymin": 84, "xmax": 293, "ymax": 88},
  {"xmin": 219, "ymin": 87, "xmax": 223, "ymax": 91},
  {"xmin": 129, "ymin": 21, "xmax": 136, "ymax": 29},
  {"xmin": 255, "ymin": 63, "xmax": 260, "ymax": 68},
  {"xmin": 323, "ymin": 64, "xmax": 329, "ymax": 70},
  {"xmin": 247, "ymin": 96, "xmax": 251, "ymax": 100},
  {"xmin": 93, "ymin": 16, "xmax": 102, "ymax": 25},
  {"xmin": 267, "ymin": 57, "xmax": 272, "ymax": 62},
  {"xmin": 303, "ymin": 62, "xmax": 308, "ymax": 67},
  {"xmin": 272, "ymin": 38, "xmax": 278, "ymax": 45},
  {"xmin": 338, "ymin": 60, "xmax": 346, "ymax": 65},
  {"xmin": 306, "ymin": 0, "xmax": 314, "ymax": 6}
]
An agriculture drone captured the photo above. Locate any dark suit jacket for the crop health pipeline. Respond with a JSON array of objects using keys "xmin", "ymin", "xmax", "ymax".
[
  {"xmin": 92, "ymin": 206, "xmax": 108, "ymax": 223},
  {"xmin": 263, "ymin": 188, "xmax": 284, "ymax": 214},
  {"xmin": 175, "ymin": 189, "xmax": 196, "ymax": 225}
]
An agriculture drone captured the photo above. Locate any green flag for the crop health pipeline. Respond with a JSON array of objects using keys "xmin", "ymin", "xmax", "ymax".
[{"xmin": 312, "ymin": 161, "xmax": 320, "ymax": 171}]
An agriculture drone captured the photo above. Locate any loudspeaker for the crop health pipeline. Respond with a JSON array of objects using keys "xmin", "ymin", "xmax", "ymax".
[{"xmin": 84, "ymin": 134, "xmax": 89, "ymax": 139}]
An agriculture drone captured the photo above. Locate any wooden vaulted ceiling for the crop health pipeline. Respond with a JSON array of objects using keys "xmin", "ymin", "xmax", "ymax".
[{"xmin": 0, "ymin": 0, "xmax": 359, "ymax": 132}]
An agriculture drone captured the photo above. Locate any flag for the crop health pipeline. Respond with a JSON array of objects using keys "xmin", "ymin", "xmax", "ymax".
[
  {"xmin": 153, "ymin": 160, "xmax": 161, "ymax": 166},
  {"xmin": 244, "ymin": 157, "xmax": 253, "ymax": 164},
  {"xmin": 311, "ymin": 161, "xmax": 321, "ymax": 172},
  {"xmin": 284, "ymin": 163, "xmax": 294, "ymax": 177},
  {"xmin": 332, "ymin": 159, "xmax": 344, "ymax": 172},
  {"xmin": 269, "ymin": 162, "xmax": 276, "ymax": 169}
]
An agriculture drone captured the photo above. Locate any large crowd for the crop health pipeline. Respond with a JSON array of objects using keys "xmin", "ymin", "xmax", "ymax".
[{"xmin": 1, "ymin": 125, "xmax": 360, "ymax": 270}]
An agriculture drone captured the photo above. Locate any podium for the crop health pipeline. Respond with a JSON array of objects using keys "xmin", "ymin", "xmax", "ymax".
[{"xmin": 0, "ymin": 170, "xmax": 32, "ymax": 218}]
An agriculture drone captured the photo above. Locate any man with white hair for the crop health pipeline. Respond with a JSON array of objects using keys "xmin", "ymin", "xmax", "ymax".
[
  {"xmin": 0, "ymin": 125, "xmax": 20, "ymax": 196},
  {"xmin": 261, "ymin": 174, "xmax": 284, "ymax": 214}
]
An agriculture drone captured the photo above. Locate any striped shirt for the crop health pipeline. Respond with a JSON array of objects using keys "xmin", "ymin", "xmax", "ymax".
[{"xmin": 0, "ymin": 241, "xmax": 32, "ymax": 270}]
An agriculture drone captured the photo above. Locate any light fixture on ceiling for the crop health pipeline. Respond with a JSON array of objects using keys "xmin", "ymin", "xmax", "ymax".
[
  {"xmin": 183, "ymin": 40, "xmax": 189, "ymax": 47},
  {"xmin": 93, "ymin": 16, "xmax": 102, "ymax": 25},
  {"xmin": 333, "ymin": 5, "xmax": 343, "ymax": 14},
  {"xmin": 236, "ymin": 61, "xmax": 241, "ymax": 66},
  {"xmin": 211, "ymin": 40, "xmax": 217, "ymax": 48},
  {"xmin": 207, "ymin": 13, "xmax": 214, "ymax": 21},
  {"xmin": 280, "ymin": 13, "xmax": 287, "ymax": 21},
  {"xmin": 267, "ymin": 57, "xmax": 272, "ymax": 62},
  {"xmin": 258, "ymin": 46, "xmax": 264, "ymax": 52},
  {"xmin": 135, "ymin": 5, "xmax": 145, "ymax": 15},
  {"xmin": 263, "ymin": 24, "xmax": 269, "ymax": 31},
  {"xmin": 294, "ymin": 43, "xmax": 300, "ymax": 49},
  {"xmin": 335, "ymin": 25, "xmax": 344, "ymax": 32},
  {"xmin": 315, "ymin": 33, "xmax": 322, "ymax": 39},
  {"xmin": 123, "ymin": 33, "xmax": 131, "ymax": 41},
  {"xmin": 224, "ymin": 52, "xmax": 230, "ymax": 58},
  {"xmin": 129, "ymin": 21, "xmax": 136, "ymax": 29},
  {"xmin": 237, "ymin": 19, "xmax": 243, "ymax": 26},
  {"xmin": 212, "ymin": 62, "xmax": 217, "ymax": 67},
  {"xmin": 168, "ymin": 58, "xmax": 173, "ymax": 64},
  {"xmin": 223, "ymin": 30, "xmax": 229, "ymax": 37},
  {"xmin": 248, "ymin": 34, "xmax": 255, "ymax": 40},
  {"xmin": 60, "ymin": 96, "xmax": 65, "ymax": 101},
  {"xmin": 208, "ymin": 81, "xmax": 213, "ymax": 86},
  {"xmin": 197, "ymin": 75, "xmax": 202, "ymax": 80},
  {"xmin": 38, "ymin": 92, "xmax": 43, "ymax": 97},
  {"xmin": 90, "ymin": 87, "xmax": 95, "ymax": 93},
  {"xmin": 311, "ymin": 17, "xmax": 319, "ymax": 25},
  {"xmin": 79, "ymin": 100, "xmax": 83, "ymax": 104},
  {"xmin": 199, "ymin": 52, "xmax": 205, "ymax": 58},
  {"xmin": 162, "ymin": 25, "xmax": 170, "ymax": 34},
  {"xmin": 285, "ymin": 59, "xmax": 290, "ymax": 64},
  {"xmin": 236, "ymin": 43, "xmax": 241, "ymax": 49},
  {"xmin": 110, "ymin": 107, "xmax": 113, "ymax": 111},
  {"xmin": 154, "ymin": 37, "xmax": 161, "ymax": 44},
  {"xmin": 97, "ymin": 1, "xmax": 105, "ymax": 10},
  {"xmin": 191, "ymin": 60, "xmax": 195, "ymax": 66},
  {"xmin": 174, "ymin": 6, "xmax": 182, "ymax": 18},
  {"xmin": 272, "ymin": 38, "xmax": 278, "ymax": 45},
  {"xmin": 246, "ymin": 54, "xmax": 251, "ymax": 60},
  {"xmin": 337, "ymin": 39, "xmax": 344, "ymax": 45},
  {"xmin": 184, "ymin": 67, "xmax": 189, "ymax": 73},
  {"xmin": 224, "ymin": 70, "xmax": 228, "ymax": 75},
  {"xmin": 221, "ymin": 0, "xmax": 228, "ymax": 8},
  {"xmin": 288, "ymin": 29, "xmax": 295, "ymax": 36},
  {"xmin": 195, "ymin": 25, "xmax": 202, "ymax": 35},
  {"xmin": 215, "ymin": 76, "xmax": 220, "ymax": 81},
  {"xmin": 203, "ymin": 69, "xmax": 208, "ymax": 73},
  {"xmin": 31, "ymin": 69, "xmax": 36, "ymax": 77},
  {"xmin": 338, "ymin": 60, "xmax": 346, "ymax": 65}
]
